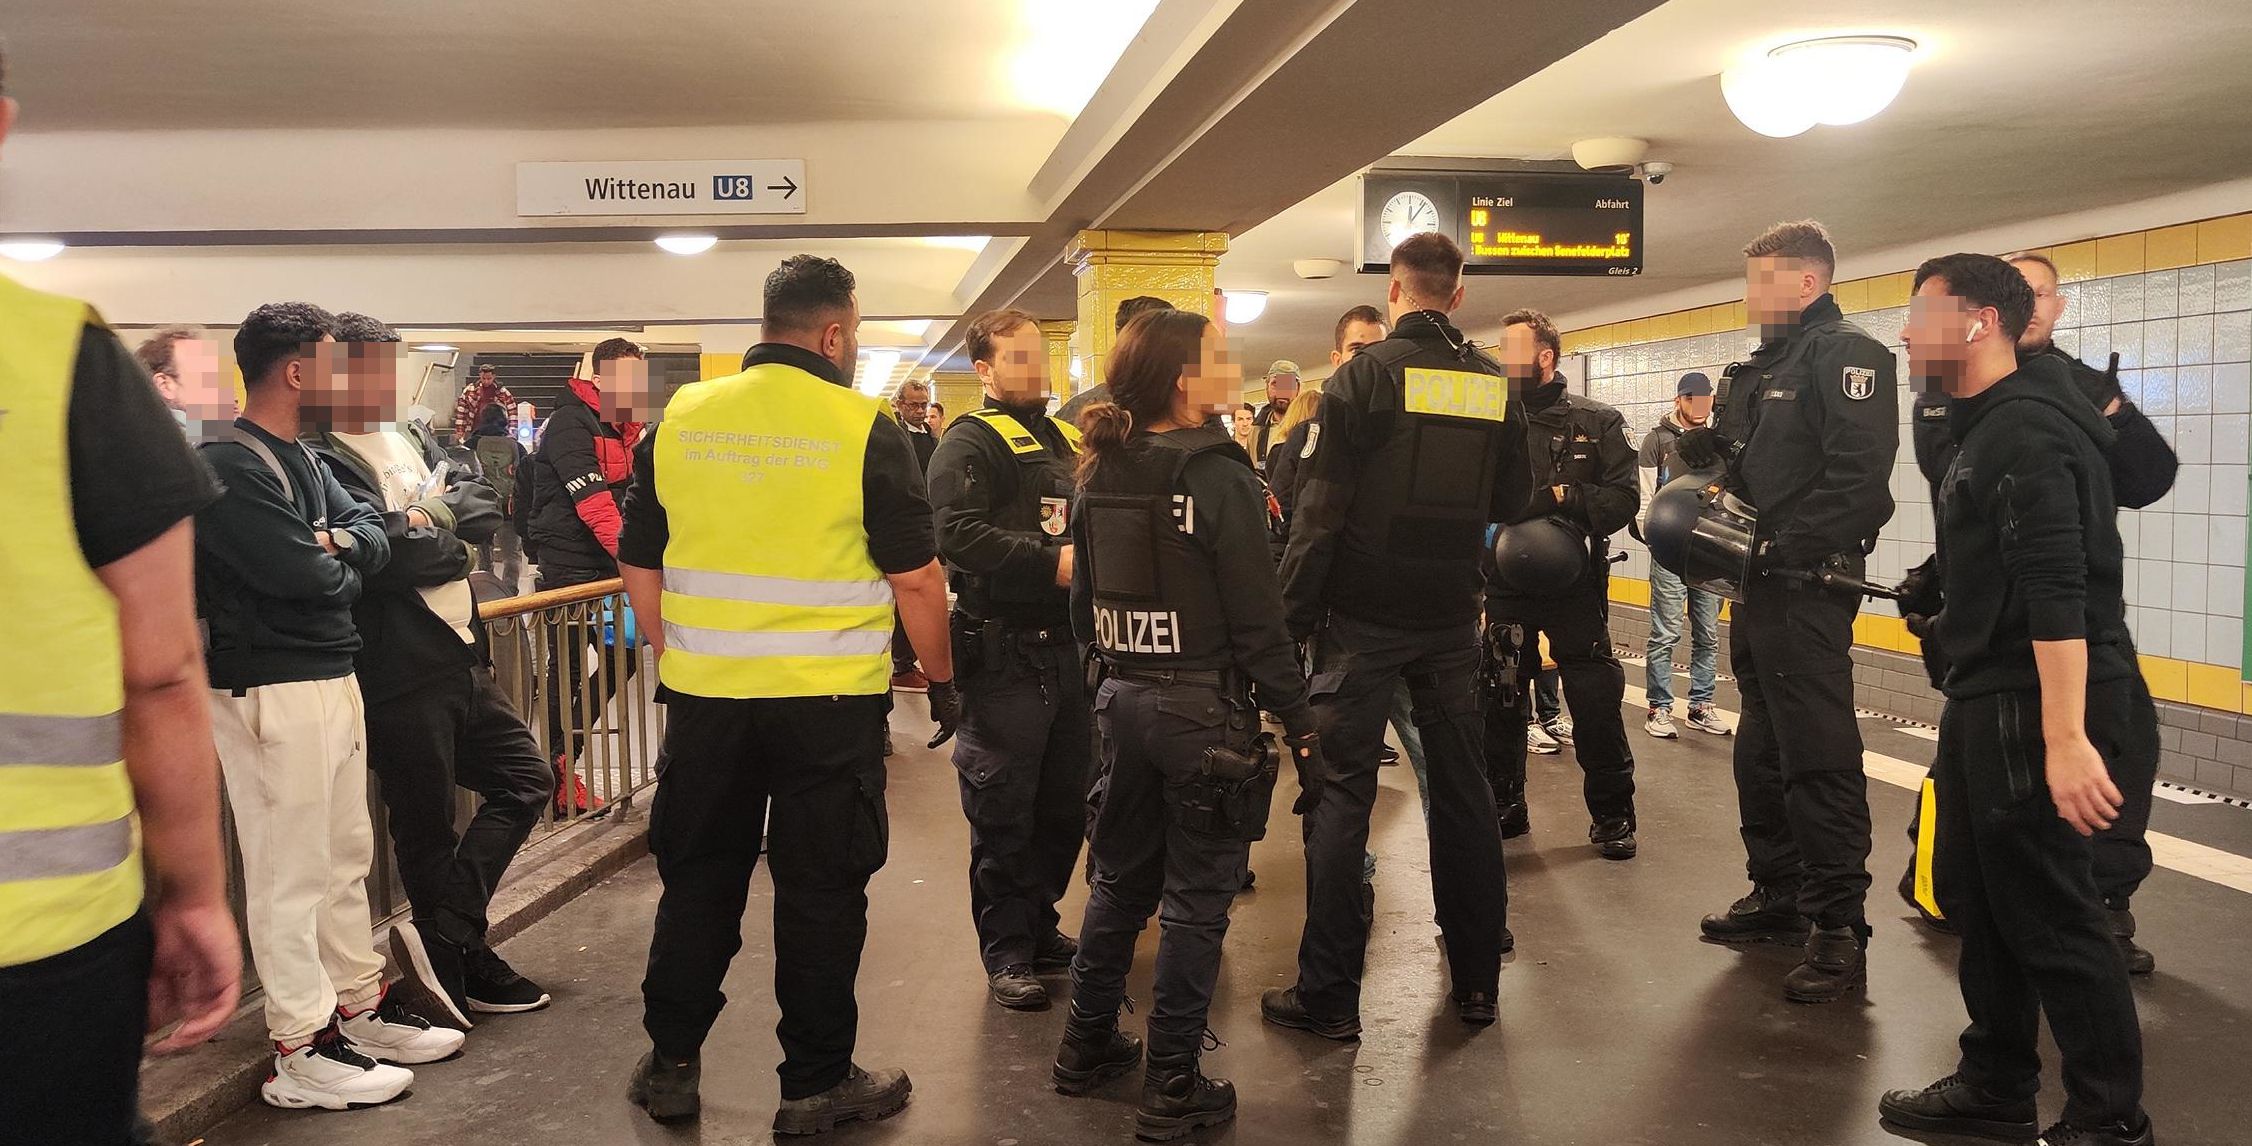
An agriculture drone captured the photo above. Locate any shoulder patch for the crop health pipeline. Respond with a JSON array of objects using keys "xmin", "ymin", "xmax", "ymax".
[
  {"xmin": 1300, "ymin": 423, "xmax": 1321, "ymax": 459},
  {"xmin": 1842, "ymin": 366, "xmax": 1876, "ymax": 401}
]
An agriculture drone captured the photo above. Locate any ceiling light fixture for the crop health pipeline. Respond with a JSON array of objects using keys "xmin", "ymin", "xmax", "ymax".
[
  {"xmin": 654, "ymin": 233, "xmax": 719, "ymax": 255},
  {"xmin": 1722, "ymin": 35, "xmax": 1917, "ymax": 138},
  {"xmin": 413, "ymin": 343, "xmax": 459, "ymax": 353},
  {"xmin": 856, "ymin": 349, "xmax": 901, "ymax": 397},
  {"xmin": 0, "ymin": 239, "xmax": 66, "ymax": 262},
  {"xmin": 1222, "ymin": 290, "xmax": 1269, "ymax": 325}
]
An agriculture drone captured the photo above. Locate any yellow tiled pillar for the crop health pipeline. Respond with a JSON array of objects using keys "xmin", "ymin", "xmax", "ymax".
[
  {"xmin": 931, "ymin": 370, "xmax": 981, "ymax": 428},
  {"xmin": 1064, "ymin": 229, "xmax": 1228, "ymax": 392},
  {"xmin": 1040, "ymin": 320, "xmax": 1078, "ymax": 402}
]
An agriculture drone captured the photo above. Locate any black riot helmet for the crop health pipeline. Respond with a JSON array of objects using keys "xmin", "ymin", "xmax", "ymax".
[
  {"xmin": 1491, "ymin": 515, "xmax": 1592, "ymax": 596},
  {"xmin": 1644, "ymin": 472, "xmax": 1758, "ymax": 601}
]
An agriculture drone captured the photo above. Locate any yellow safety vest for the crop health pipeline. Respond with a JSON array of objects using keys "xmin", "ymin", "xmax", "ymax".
[
  {"xmin": 654, "ymin": 361, "xmax": 897, "ymax": 698},
  {"xmin": 0, "ymin": 273, "xmax": 142, "ymax": 968}
]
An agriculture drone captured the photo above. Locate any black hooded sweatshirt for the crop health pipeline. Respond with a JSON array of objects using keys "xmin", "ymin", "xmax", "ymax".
[{"xmin": 1934, "ymin": 354, "xmax": 2133, "ymax": 699}]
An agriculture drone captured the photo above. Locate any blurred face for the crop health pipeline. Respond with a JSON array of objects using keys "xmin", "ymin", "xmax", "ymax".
[
  {"xmin": 893, "ymin": 388, "xmax": 931, "ymax": 427},
  {"xmin": 302, "ymin": 341, "xmax": 402, "ymax": 433},
  {"xmin": 476, "ymin": 366, "xmax": 496, "ymax": 388},
  {"xmin": 1675, "ymin": 393, "xmax": 1714, "ymax": 426},
  {"xmin": 597, "ymin": 353, "xmax": 656, "ymax": 421},
  {"xmin": 1332, "ymin": 319, "xmax": 1386, "ymax": 366},
  {"xmin": 1498, "ymin": 323, "xmax": 1556, "ymax": 383},
  {"xmin": 2013, "ymin": 258, "xmax": 2064, "ymax": 350},
  {"xmin": 976, "ymin": 322, "xmax": 1048, "ymax": 404},
  {"xmin": 1746, "ymin": 256, "xmax": 1822, "ymax": 330},
  {"xmin": 1905, "ymin": 277, "xmax": 1984, "ymax": 394},
  {"xmin": 150, "ymin": 335, "xmax": 221, "ymax": 410},
  {"xmin": 1181, "ymin": 322, "xmax": 1243, "ymax": 418},
  {"xmin": 1266, "ymin": 371, "xmax": 1300, "ymax": 410}
]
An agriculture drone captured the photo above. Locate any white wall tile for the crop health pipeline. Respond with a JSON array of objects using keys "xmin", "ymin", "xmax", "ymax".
[
  {"xmin": 2053, "ymin": 328, "xmax": 2081, "ymax": 358},
  {"xmin": 2217, "ymin": 362, "xmax": 2252, "ymax": 414},
  {"xmin": 2209, "ymin": 563, "xmax": 2246, "ymax": 617},
  {"xmin": 2212, "ymin": 514, "xmax": 2247, "ymax": 568},
  {"xmin": 2146, "ymin": 269, "xmax": 2181, "ymax": 319},
  {"xmin": 2175, "ymin": 413, "xmax": 2211, "ymax": 464},
  {"xmin": 2080, "ymin": 323, "xmax": 2113, "ymax": 366},
  {"xmin": 2135, "ymin": 557, "xmax": 2173, "ymax": 608},
  {"xmin": 2217, "ymin": 260, "xmax": 2252, "ymax": 312},
  {"xmin": 2114, "ymin": 275, "xmax": 2146, "ymax": 323},
  {"xmin": 2172, "ymin": 612, "xmax": 2207, "ymax": 663},
  {"xmin": 2112, "ymin": 322, "xmax": 2145, "ymax": 369},
  {"xmin": 2179, "ymin": 313, "xmax": 2215, "ymax": 366},
  {"xmin": 2175, "ymin": 463, "xmax": 2212, "ymax": 514},
  {"xmin": 2076, "ymin": 279, "xmax": 2112, "ymax": 328},
  {"xmin": 2213, "ymin": 463, "xmax": 2249, "ymax": 517},
  {"xmin": 2143, "ymin": 514, "xmax": 2177, "ymax": 560},
  {"xmin": 2214, "ymin": 311, "xmax": 2251, "ymax": 364},
  {"xmin": 2175, "ymin": 516, "xmax": 2211, "ymax": 565},
  {"xmin": 2117, "ymin": 511, "xmax": 2141, "ymax": 549},
  {"xmin": 2145, "ymin": 319, "xmax": 2178, "ymax": 367},
  {"xmin": 2181, "ymin": 264, "xmax": 2218, "ymax": 314},
  {"xmin": 2179, "ymin": 365, "xmax": 2215, "ymax": 416},
  {"xmin": 2144, "ymin": 367, "xmax": 2177, "ymax": 414},
  {"xmin": 2138, "ymin": 608, "xmax": 2171, "ymax": 656},
  {"xmin": 2209, "ymin": 617, "xmax": 2243, "ymax": 671}
]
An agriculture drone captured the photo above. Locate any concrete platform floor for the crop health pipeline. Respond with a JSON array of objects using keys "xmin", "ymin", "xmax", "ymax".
[{"xmin": 202, "ymin": 694, "xmax": 2252, "ymax": 1146}]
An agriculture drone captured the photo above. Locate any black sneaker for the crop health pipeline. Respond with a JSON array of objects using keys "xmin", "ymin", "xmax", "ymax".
[
  {"xmin": 1590, "ymin": 818, "xmax": 1637, "ymax": 860},
  {"xmin": 989, "ymin": 964, "xmax": 1049, "ymax": 1011},
  {"xmin": 1033, "ymin": 931, "xmax": 1079, "ymax": 975},
  {"xmin": 464, "ymin": 946, "xmax": 552, "ymax": 1014},
  {"xmin": 2038, "ymin": 1115, "xmax": 2155, "ymax": 1145},
  {"xmin": 2108, "ymin": 907, "xmax": 2156, "ymax": 975},
  {"xmin": 1379, "ymin": 744, "xmax": 1401, "ymax": 766},
  {"xmin": 1259, "ymin": 986, "xmax": 1360, "ymax": 1040},
  {"xmin": 1699, "ymin": 884, "xmax": 1808, "ymax": 945},
  {"xmin": 1053, "ymin": 1011, "xmax": 1143, "ymax": 1096},
  {"xmin": 773, "ymin": 1064, "xmax": 912, "ymax": 1136},
  {"xmin": 1456, "ymin": 991, "xmax": 1497, "ymax": 1027},
  {"xmin": 1878, "ymin": 1073, "xmax": 2038, "ymax": 1141},
  {"xmin": 627, "ymin": 1050, "xmax": 701, "ymax": 1123},
  {"xmin": 1498, "ymin": 799, "xmax": 1531, "ymax": 840},
  {"xmin": 1783, "ymin": 925, "xmax": 1867, "ymax": 1004},
  {"xmin": 1136, "ymin": 1051, "xmax": 1235, "ymax": 1142},
  {"xmin": 1898, "ymin": 863, "xmax": 1957, "ymax": 934},
  {"xmin": 388, "ymin": 921, "xmax": 473, "ymax": 1030}
]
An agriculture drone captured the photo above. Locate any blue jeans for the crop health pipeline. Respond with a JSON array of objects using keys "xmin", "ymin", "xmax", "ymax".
[{"xmin": 1645, "ymin": 564, "xmax": 1720, "ymax": 712}]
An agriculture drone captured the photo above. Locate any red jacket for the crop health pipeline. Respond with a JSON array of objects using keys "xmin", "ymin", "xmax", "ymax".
[{"xmin": 525, "ymin": 378, "xmax": 642, "ymax": 581}]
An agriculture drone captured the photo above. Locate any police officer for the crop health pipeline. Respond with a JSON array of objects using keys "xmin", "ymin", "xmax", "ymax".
[
  {"xmin": 617, "ymin": 255, "xmax": 958, "ymax": 1135},
  {"xmin": 927, "ymin": 307, "xmax": 1091, "ymax": 1011},
  {"xmin": 1268, "ymin": 232, "xmax": 1533, "ymax": 1035},
  {"xmin": 1049, "ymin": 307, "xmax": 1322, "ymax": 1141},
  {"xmin": 1678, "ymin": 220, "xmax": 1898, "ymax": 1003},
  {"xmin": 1482, "ymin": 308, "xmax": 1641, "ymax": 858},
  {"xmin": 1898, "ymin": 251, "xmax": 2175, "ymax": 973}
]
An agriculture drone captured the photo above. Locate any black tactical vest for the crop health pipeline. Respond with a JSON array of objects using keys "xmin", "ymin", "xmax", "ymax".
[
  {"xmin": 955, "ymin": 406, "xmax": 1079, "ymax": 612},
  {"xmin": 1080, "ymin": 427, "xmax": 1237, "ymax": 669}
]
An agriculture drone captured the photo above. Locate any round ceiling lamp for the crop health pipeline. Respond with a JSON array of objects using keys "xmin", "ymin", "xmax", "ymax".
[
  {"xmin": 654, "ymin": 233, "xmax": 718, "ymax": 255},
  {"xmin": 1723, "ymin": 35, "xmax": 1917, "ymax": 138},
  {"xmin": 0, "ymin": 239, "xmax": 66, "ymax": 262},
  {"xmin": 1222, "ymin": 290, "xmax": 1268, "ymax": 325}
]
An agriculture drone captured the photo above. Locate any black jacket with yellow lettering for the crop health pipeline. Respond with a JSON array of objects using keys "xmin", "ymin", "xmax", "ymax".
[{"xmin": 927, "ymin": 397, "xmax": 1079, "ymax": 629}]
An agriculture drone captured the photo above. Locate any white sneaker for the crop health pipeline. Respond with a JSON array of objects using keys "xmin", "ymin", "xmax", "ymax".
[
  {"xmin": 1644, "ymin": 708, "xmax": 1679, "ymax": 739},
  {"xmin": 262, "ymin": 1024, "xmax": 415, "ymax": 1110},
  {"xmin": 1685, "ymin": 707, "xmax": 1734, "ymax": 736},
  {"xmin": 1544, "ymin": 719, "xmax": 1575, "ymax": 745},
  {"xmin": 340, "ymin": 990, "xmax": 468, "ymax": 1065},
  {"xmin": 1526, "ymin": 724, "xmax": 1561, "ymax": 755}
]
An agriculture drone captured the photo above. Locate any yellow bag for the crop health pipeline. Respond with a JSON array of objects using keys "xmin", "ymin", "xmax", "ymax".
[{"xmin": 1913, "ymin": 777, "xmax": 1945, "ymax": 920}]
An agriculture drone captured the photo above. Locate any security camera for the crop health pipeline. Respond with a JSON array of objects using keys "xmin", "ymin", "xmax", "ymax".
[{"xmin": 1641, "ymin": 162, "xmax": 1674, "ymax": 185}]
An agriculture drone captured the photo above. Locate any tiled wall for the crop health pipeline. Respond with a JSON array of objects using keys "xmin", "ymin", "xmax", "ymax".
[{"xmin": 1563, "ymin": 212, "xmax": 2252, "ymax": 723}]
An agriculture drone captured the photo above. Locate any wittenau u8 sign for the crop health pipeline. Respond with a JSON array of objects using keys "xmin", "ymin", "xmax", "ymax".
[{"xmin": 517, "ymin": 161, "xmax": 807, "ymax": 217}]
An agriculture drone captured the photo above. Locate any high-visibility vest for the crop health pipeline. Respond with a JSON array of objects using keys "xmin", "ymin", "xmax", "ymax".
[
  {"xmin": 654, "ymin": 361, "xmax": 897, "ymax": 699},
  {"xmin": 0, "ymin": 273, "xmax": 141, "ymax": 968}
]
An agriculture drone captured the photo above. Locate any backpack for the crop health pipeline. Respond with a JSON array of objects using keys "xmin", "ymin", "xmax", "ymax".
[{"xmin": 472, "ymin": 435, "xmax": 523, "ymax": 510}]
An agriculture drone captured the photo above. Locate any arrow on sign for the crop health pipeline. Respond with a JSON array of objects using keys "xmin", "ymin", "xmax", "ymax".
[{"xmin": 768, "ymin": 176, "xmax": 799, "ymax": 199}]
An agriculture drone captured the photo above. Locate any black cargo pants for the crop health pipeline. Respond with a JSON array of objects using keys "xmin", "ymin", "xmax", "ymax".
[
  {"xmin": 1730, "ymin": 575, "xmax": 1874, "ymax": 930},
  {"xmin": 953, "ymin": 631, "xmax": 1091, "ymax": 974},
  {"xmin": 1069, "ymin": 677, "xmax": 1263, "ymax": 1057},
  {"xmin": 1935, "ymin": 680, "xmax": 2144, "ymax": 1127},
  {"xmin": 1482, "ymin": 573, "xmax": 1637, "ymax": 825},
  {"xmin": 1296, "ymin": 612, "xmax": 1508, "ymax": 1018},
  {"xmin": 640, "ymin": 692, "xmax": 890, "ymax": 1101}
]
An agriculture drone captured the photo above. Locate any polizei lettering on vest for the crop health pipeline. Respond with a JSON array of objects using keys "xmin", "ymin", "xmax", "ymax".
[
  {"xmin": 1094, "ymin": 606, "xmax": 1183, "ymax": 655},
  {"xmin": 1401, "ymin": 367, "xmax": 1508, "ymax": 422},
  {"xmin": 584, "ymin": 177, "xmax": 698, "ymax": 201}
]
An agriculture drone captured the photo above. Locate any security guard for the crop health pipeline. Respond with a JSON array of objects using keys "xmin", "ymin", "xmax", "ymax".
[
  {"xmin": 617, "ymin": 255, "xmax": 957, "ymax": 1136},
  {"xmin": 1678, "ymin": 220, "xmax": 1899, "ymax": 1003},
  {"xmin": 1050, "ymin": 307, "xmax": 1323, "ymax": 1141},
  {"xmin": 927, "ymin": 307, "xmax": 1091, "ymax": 1011},
  {"xmin": 1270, "ymin": 232, "xmax": 1532, "ymax": 1035},
  {"xmin": 1481, "ymin": 308, "xmax": 1641, "ymax": 858},
  {"xmin": 1899, "ymin": 251, "xmax": 2175, "ymax": 973}
]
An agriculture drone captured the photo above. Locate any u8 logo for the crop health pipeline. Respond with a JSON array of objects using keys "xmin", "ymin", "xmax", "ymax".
[{"xmin": 713, "ymin": 175, "xmax": 756, "ymax": 201}]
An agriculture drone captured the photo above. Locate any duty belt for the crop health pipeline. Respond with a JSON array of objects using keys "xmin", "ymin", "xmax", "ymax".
[{"xmin": 1105, "ymin": 664, "xmax": 1232, "ymax": 690}]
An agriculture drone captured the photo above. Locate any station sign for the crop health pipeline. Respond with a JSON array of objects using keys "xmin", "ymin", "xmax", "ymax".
[
  {"xmin": 1359, "ymin": 169, "xmax": 1643, "ymax": 277},
  {"xmin": 516, "ymin": 160, "xmax": 807, "ymax": 217}
]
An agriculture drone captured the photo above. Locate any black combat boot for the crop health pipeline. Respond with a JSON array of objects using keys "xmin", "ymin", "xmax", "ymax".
[
  {"xmin": 2037, "ymin": 1114, "xmax": 2155, "ymax": 1145},
  {"xmin": 1259, "ymin": 986, "xmax": 1360, "ymax": 1040},
  {"xmin": 1498, "ymin": 798, "xmax": 1531, "ymax": 840},
  {"xmin": 1782, "ymin": 924, "xmax": 1867, "ymax": 1003},
  {"xmin": 988, "ymin": 963, "xmax": 1049, "ymax": 1010},
  {"xmin": 2107, "ymin": 905, "xmax": 2155, "ymax": 975},
  {"xmin": 1878, "ymin": 1074, "xmax": 2038, "ymax": 1141},
  {"xmin": 772, "ymin": 1064, "xmax": 912, "ymax": 1136},
  {"xmin": 1135, "ymin": 1051, "xmax": 1236, "ymax": 1142},
  {"xmin": 1699, "ymin": 883, "xmax": 1807, "ymax": 945},
  {"xmin": 1053, "ymin": 1009, "xmax": 1143, "ymax": 1096},
  {"xmin": 626, "ymin": 1050, "xmax": 701, "ymax": 1123},
  {"xmin": 1034, "ymin": 930, "xmax": 1080, "ymax": 974},
  {"xmin": 1590, "ymin": 817, "xmax": 1637, "ymax": 860}
]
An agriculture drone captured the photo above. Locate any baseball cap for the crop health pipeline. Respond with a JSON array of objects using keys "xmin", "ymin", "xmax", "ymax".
[
  {"xmin": 1265, "ymin": 359, "xmax": 1302, "ymax": 380},
  {"xmin": 1676, "ymin": 371, "xmax": 1713, "ymax": 397}
]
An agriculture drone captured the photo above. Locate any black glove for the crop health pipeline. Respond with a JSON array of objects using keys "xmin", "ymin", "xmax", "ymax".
[
  {"xmin": 1528, "ymin": 483, "xmax": 1582, "ymax": 520},
  {"xmin": 926, "ymin": 678, "xmax": 962, "ymax": 749},
  {"xmin": 2073, "ymin": 352, "xmax": 2126, "ymax": 415},
  {"xmin": 1895, "ymin": 555, "xmax": 1943, "ymax": 620},
  {"xmin": 1674, "ymin": 426, "xmax": 1736, "ymax": 471},
  {"xmin": 1285, "ymin": 729, "xmax": 1325, "ymax": 816},
  {"xmin": 1758, "ymin": 533, "xmax": 1827, "ymax": 572}
]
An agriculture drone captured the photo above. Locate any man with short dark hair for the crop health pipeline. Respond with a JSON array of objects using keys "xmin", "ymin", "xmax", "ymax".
[
  {"xmin": 619, "ymin": 253, "xmax": 951, "ymax": 1134},
  {"xmin": 888, "ymin": 378, "xmax": 939, "ymax": 694},
  {"xmin": 929, "ymin": 306, "xmax": 1090, "ymax": 1011},
  {"xmin": 1878, "ymin": 253, "xmax": 2151, "ymax": 1146},
  {"xmin": 454, "ymin": 363, "xmax": 515, "ymax": 445},
  {"xmin": 198, "ymin": 302, "xmax": 465, "ymax": 1108},
  {"xmin": 1482, "ymin": 308, "xmax": 1640, "ymax": 858},
  {"xmin": 1269, "ymin": 232, "xmax": 1532, "ymax": 1035},
  {"xmin": 1638, "ymin": 372, "xmax": 1728, "ymax": 739},
  {"xmin": 1680, "ymin": 219, "xmax": 1898, "ymax": 1003},
  {"xmin": 1057, "ymin": 296, "xmax": 1176, "ymax": 424}
]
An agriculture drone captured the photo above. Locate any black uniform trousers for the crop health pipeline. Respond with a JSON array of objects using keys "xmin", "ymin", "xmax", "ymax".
[
  {"xmin": 1935, "ymin": 680, "xmax": 2143, "ymax": 1127},
  {"xmin": 0, "ymin": 914, "xmax": 152, "ymax": 1145},
  {"xmin": 1070, "ymin": 678, "xmax": 1252, "ymax": 1058},
  {"xmin": 1482, "ymin": 575, "xmax": 1636, "ymax": 825},
  {"xmin": 366, "ymin": 665, "xmax": 555, "ymax": 950},
  {"xmin": 1297, "ymin": 612, "xmax": 1508, "ymax": 1018},
  {"xmin": 1730, "ymin": 575, "xmax": 1873, "ymax": 929},
  {"xmin": 641, "ymin": 692, "xmax": 890, "ymax": 1100},
  {"xmin": 953, "ymin": 634, "xmax": 1091, "ymax": 974}
]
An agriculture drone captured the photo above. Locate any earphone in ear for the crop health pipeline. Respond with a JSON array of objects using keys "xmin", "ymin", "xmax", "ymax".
[{"xmin": 1965, "ymin": 320, "xmax": 1986, "ymax": 344}]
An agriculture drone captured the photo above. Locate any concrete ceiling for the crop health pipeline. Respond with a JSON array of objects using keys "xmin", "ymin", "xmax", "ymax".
[{"xmin": 1219, "ymin": 0, "xmax": 2252, "ymax": 375}]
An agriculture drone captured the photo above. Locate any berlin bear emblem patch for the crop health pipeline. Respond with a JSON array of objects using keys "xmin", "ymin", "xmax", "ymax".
[{"xmin": 1842, "ymin": 366, "xmax": 1876, "ymax": 401}]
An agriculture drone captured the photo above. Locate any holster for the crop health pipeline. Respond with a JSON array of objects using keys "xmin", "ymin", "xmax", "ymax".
[
  {"xmin": 1479, "ymin": 622, "xmax": 1526, "ymax": 710},
  {"xmin": 1179, "ymin": 693, "xmax": 1277, "ymax": 842}
]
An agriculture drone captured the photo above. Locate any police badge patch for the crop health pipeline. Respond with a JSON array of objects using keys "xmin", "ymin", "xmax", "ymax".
[
  {"xmin": 1843, "ymin": 366, "xmax": 1876, "ymax": 401},
  {"xmin": 1039, "ymin": 497, "xmax": 1069, "ymax": 536},
  {"xmin": 1300, "ymin": 423, "xmax": 1321, "ymax": 459}
]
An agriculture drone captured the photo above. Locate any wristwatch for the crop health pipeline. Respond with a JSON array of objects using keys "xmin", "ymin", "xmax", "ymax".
[{"xmin": 331, "ymin": 530, "xmax": 355, "ymax": 553}]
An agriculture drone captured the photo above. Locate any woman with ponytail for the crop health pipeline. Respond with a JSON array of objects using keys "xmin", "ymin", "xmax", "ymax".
[{"xmin": 1049, "ymin": 308, "xmax": 1323, "ymax": 1141}]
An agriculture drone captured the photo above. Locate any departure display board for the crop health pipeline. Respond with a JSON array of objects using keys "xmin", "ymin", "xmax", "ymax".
[{"xmin": 1359, "ymin": 170, "xmax": 1643, "ymax": 277}]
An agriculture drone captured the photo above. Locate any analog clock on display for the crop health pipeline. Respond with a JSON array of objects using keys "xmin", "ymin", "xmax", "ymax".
[{"xmin": 1381, "ymin": 190, "xmax": 1442, "ymax": 250}]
